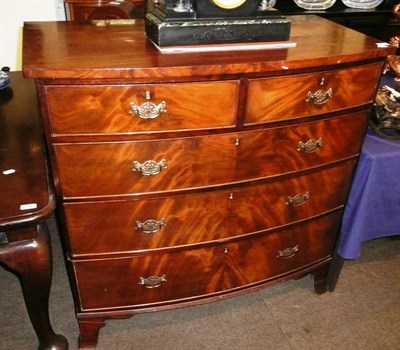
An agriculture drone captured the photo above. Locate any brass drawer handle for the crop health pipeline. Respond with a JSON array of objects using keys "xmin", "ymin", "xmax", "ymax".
[
  {"xmin": 286, "ymin": 192, "xmax": 310, "ymax": 206},
  {"xmin": 135, "ymin": 219, "xmax": 166, "ymax": 234},
  {"xmin": 130, "ymin": 90, "xmax": 167, "ymax": 119},
  {"xmin": 297, "ymin": 137, "xmax": 323, "ymax": 153},
  {"xmin": 132, "ymin": 159, "xmax": 167, "ymax": 176},
  {"xmin": 306, "ymin": 88, "xmax": 333, "ymax": 105},
  {"xmin": 277, "ymin": 245, "xmax": 299, "ymax": 259},
  {"xmin": 139, "ymin": 274, "xmax": 167, "ymax": 288}
]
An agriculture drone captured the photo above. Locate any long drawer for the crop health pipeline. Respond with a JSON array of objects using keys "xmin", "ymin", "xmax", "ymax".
[
  {"xmin": 54, "ymin": 111, "xmax": 368, "ymax": 198},
  {"xmin": 63, "ymin": 162, "xmax": 354, "ymax": 256},
  {"xmin": 73, "ymin": 211, "xmax": 340, "ymax": 311},
  {"xmin": 245, "ymin": 63, "xmax": 382, "ymax": 124},
  {"xmin": 44, "ymin": 81, "xmax": 239, "ymax": 135}
]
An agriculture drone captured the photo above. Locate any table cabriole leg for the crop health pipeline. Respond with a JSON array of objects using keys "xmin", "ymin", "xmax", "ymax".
[{"xmin": 0, "ymin": 223, "xmax": 68, "ymax": 350}]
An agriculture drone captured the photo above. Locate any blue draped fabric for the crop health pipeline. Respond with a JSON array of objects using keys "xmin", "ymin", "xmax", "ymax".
[{"xmin": 338, "ymin": 128, "xmax": 400, "ymax": 259}]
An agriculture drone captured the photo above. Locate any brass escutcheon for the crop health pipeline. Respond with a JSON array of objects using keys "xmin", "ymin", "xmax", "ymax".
[
  {"xmin": 277, "ymin": 245, "xmax": 299, "ymax": 259},
  {"xmin": 130, "ymin": 90, "xmax": 167, "ymax": 119},
  {"xmin": 132, "ymin": 159, "xmax": 167, "ymax": 176},
  {"xmin": 297, "ymin": 138, "xmax": 323, "ymax": 153},
  {"xmin": 139, "ymin": 275, "xmax": 167, "ymax": 288},
  {"xmin": 306, "ymin": 87, "xmax": 333, "ymax": 105},
  {"xmin": 135, "ymin": 219, "xmax": 166, "ymax": 234},
  {"xmin": 286, "ymin": 192, "xmax": 310, "ymax": 206}
]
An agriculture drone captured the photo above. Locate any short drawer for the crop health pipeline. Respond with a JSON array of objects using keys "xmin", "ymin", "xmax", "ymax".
[
  {"xmin": 54, "ymin": 111, "xmax": 367, "ymax": 198},
  {"xmin": 245, "ymin": 63, "xmax": 382, "ymax": 124},
  {"xmin": 73, "ymin": 211, "xmax": 340, "ymax": 311},
  {"xmin": 44, "ymin": 81, "xmax": 239, "ymax": 135},
  {"xmin": 63, "ymin": 162, "xmax": 354, "ymax": 256}
]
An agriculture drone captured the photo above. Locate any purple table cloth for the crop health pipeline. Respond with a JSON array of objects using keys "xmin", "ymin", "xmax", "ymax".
[{"xmin": 338, "ymin": 128, "xmax": 400, "ymax": 259}]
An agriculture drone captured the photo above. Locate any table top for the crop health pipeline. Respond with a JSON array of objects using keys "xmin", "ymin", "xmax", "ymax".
[
  {"xmin": 22, "ymin": 16, "xmax": 395, "ymax": 81},
  {"xmin": 0, "ymin": 72, "xmax": 55, "ymax": 228}
]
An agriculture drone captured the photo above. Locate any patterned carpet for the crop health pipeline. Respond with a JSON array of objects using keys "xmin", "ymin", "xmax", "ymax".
[{"xmin": 1, "ymin": 216, "xmax": 399, "ymax": 350}]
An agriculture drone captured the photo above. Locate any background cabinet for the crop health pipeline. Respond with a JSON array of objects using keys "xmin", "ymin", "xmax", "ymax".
[
  {"xmin": 64, "ymin": 0, "xmax": 398, "ymax": 41},
  {"xmin": 64, "ymin": 0, "xmax": 147, "ymax": 20},
  {"xmin": 276, "ymin": 0, "xmax": 398, "ymax": 41}
]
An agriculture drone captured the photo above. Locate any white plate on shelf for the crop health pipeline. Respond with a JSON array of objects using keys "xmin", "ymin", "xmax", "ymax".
[
  {"xmin": 294, "ymin": 0, "xmax": 336, "ymax": 10},
  {"xmin": 341, "ymin": 0, "xmax": 384, "ymax": 9}
]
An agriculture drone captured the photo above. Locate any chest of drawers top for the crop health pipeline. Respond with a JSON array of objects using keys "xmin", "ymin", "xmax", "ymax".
[{"xmin": 23, "ymin": 16, "xmax": 393, "ymax": 82}]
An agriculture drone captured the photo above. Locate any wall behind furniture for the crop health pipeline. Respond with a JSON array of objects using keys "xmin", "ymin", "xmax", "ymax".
[{"xmin": 0, "ymin": 0, "xmax": 66, "ymax": 71}]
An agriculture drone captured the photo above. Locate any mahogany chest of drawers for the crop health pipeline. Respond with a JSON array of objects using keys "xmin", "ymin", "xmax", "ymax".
[{"xmin": 22, "ymin": 16, "xmax": 394, "ymax": 349}]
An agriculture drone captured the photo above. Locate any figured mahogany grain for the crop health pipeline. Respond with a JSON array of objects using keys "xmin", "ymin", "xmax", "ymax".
[
  {"xmin": 73, "ymin": 211, "xmax": 340, "ymax": 311},
  {"xmin": 236, "ymin": 111, "xmax": 368, "ymax": 182},
  {"xmin": 54, "ymin": 111, "xmax": 367, "ymax": 198},
  {"xmin": 22, "ymin": 17, "xmax": 395, "ymax": 81},
  {"xmin": 22, "ymin": 16, "xmax": 394, "ymax": 349},
  {"xmin": 54, "ymin": 134, "xmax": 237, "ymax": 198},
  {"xmin": 245, "ymin": 63, "xmax": 382, "ymax": 124},
  {"xmin": 44, "ymin": 81, "xmax": 239, "ymax": 135},
  {"xmin": 63, "ymin": 162, "xmax": 354, "ymax": 256}
]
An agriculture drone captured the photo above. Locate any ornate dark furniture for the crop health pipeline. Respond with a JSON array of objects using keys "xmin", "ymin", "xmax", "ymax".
[{"xmin": 0, "ymin": 72, "xmax": 68, "ymax": 350}]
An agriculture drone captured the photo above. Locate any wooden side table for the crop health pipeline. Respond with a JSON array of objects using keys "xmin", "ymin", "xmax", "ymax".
[{"xmin": 0, "ymin": 72, "xmax": 68, "ymax": 350}]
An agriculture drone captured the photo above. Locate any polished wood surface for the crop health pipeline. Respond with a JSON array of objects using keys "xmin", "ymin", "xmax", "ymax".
[
  {"xmin": 23, "ymin": 16, "xmax": 394, "ymax": 81},
  {"xmin": 245, "ymin": 63, "xmax": 382, "ymax": 124},
  {"xmin": 74, "ymin": 212, "xmax": 341, "ymax": 311},
  {"xmin": 0, "ymin": 72, "xmax": 68, "ymax": 350},
  {"xmin": 64, "ymin": 162, "xmax": 354, "ymax": 256},
  {"xmin": 0, "ymin": 73, "xmax": 52, "ymax": 226},
  {"xmin": 22, "ymin": 17, "xmax": 395, "ymax": 349},
  {"xmin": 53, "ymin": 112, "xmax": 367, "ymax": 198},
  {"xmin": 44, "ymin": 81, "xmax": 239, "ymax": 135}
]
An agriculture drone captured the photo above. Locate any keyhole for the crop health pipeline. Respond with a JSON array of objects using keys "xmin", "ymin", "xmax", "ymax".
[
  {"xmin": 320, "ymin": 78, "xmax": 325, "ymax": 86},
  {"xmin": 145, "ymin": 90, "xmax": 151, "ymax": 100}
]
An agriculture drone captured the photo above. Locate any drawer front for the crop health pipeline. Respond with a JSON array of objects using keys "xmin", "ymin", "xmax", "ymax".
[
  {"xmin": 230, "ymin": 161, "xmax": 353, "ymax": 234},
  {"xmin": 64, "ymin": 162, "xmax": 354, "ymax": 256},
  {"xmin": 235, "ymin": 111, "xmax": 367, "ymax": 181},
  {"xmin": 245, "ymin": 63, "xmax": 382, "ymax": 124},
  {"xmin": 73, "ymin": 212, "xmax": 340, "ymax": 311},
  {"xmin": 54, "ymin": 111, "xmax": 367, "ymax": 198},
  {"xmin": 44, "ymin": 81, "xmax": 239, "ymax": 135},
  {"xmin": 55, "ymin": 134, "xmax": 237, "ymax": 198}
]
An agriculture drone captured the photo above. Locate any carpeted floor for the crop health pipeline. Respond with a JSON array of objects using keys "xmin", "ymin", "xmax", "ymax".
[{"xmin": 1, "ymin": 216, "xmax": 399, "ymax": 350}]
